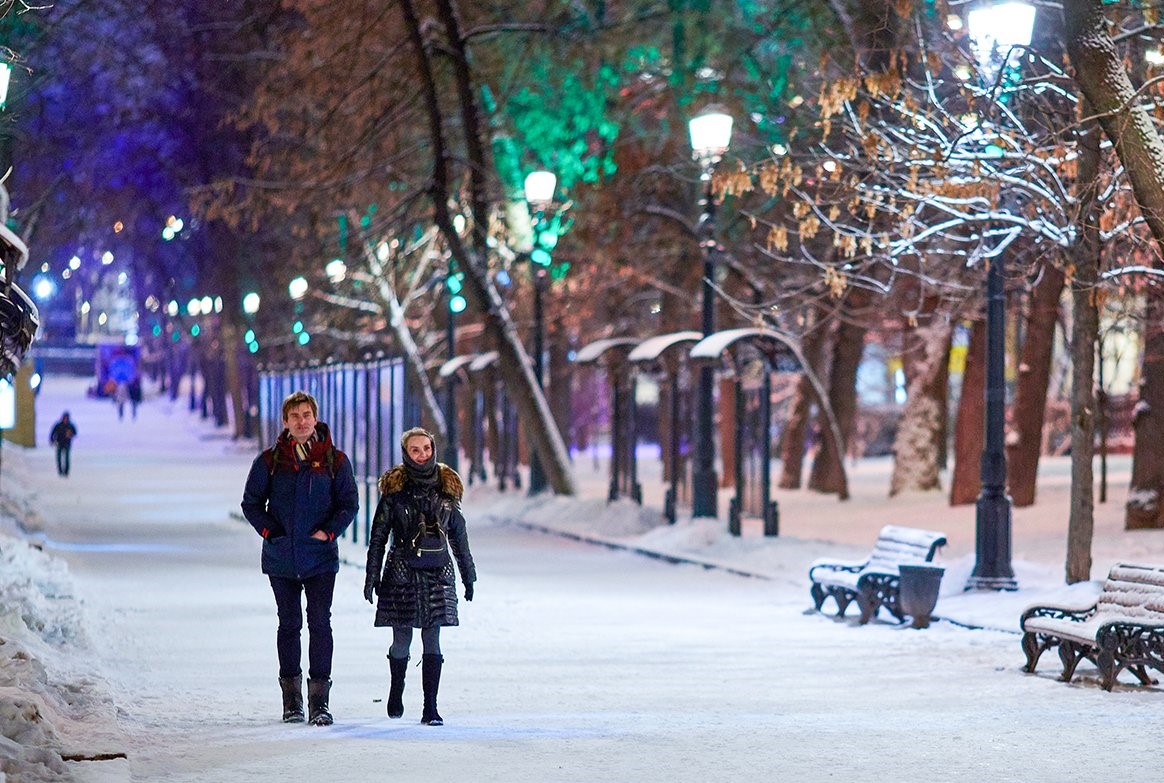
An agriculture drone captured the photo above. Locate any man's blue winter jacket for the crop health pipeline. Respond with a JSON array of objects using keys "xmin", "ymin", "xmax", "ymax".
[{"xmin": 241, "ymin": 423, "xmax": 359, "ymax": 579}]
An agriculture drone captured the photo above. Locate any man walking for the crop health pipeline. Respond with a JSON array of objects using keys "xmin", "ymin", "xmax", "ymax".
[
  {"xmin": 49, "ymin": 412, "xmax": 77, "ymax": 477},
  {"xmin": 241, "ymin": 391, "xmax": 358, "ymax": 726}
]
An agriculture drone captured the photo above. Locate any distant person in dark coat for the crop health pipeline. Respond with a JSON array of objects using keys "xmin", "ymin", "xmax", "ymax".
[
  {"xmin": 241, "ymin": 390, "xmax": 358, "ymax": 726},
  {"xmin": 364, "ymin": 426, "xmax": 476, "ymax": 726},
  {"xmin": 48, "ymin": 412, "xmax": 77, "ymax": 477},
  {"xmin": 128, "ymin": 378, "xmax": 142, "ymax": 419}
]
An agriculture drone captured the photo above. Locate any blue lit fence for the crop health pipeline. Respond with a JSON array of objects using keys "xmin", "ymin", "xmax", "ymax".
[{"xmin": 257, "ymin": 356, "xmax": 420, "ymax": 543}]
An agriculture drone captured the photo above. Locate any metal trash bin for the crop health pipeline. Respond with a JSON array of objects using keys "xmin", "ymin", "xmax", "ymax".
[{"xmin": 898, "ymin": 564, "xmax": 944, "ymax": 629}]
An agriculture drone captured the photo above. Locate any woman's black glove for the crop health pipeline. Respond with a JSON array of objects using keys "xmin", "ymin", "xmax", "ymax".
[
  {"xmin": 363, "ymin": 578, "xmax": 378, "ymax": 604},
  {"xmin": 463, "ymin": 582, "xmax": 474, "ymax": 602}
]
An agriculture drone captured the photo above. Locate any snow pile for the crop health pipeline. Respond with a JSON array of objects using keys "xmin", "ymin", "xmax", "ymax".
[{"xmin": 0, "ymin": 530, "xmax": 122, "ymax": 783}]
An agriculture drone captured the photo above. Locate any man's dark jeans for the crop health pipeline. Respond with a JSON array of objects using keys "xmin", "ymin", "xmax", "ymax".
[
  {"xmin": 269, "ymin": 571, "xmax": 336, "ymax": 681},
  {"xmin": 55, "ymin": 446, "xmax": 71, "ymax": 476}
]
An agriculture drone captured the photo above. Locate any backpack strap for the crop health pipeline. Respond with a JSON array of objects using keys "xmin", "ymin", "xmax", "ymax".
[{"xmin": 262, "ymin": 446, "xmax": 280, "ymax": 476}]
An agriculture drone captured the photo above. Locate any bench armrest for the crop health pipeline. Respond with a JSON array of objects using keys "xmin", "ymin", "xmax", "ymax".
[
  {"xmin": 1020, "ymin": 601, "xmax": 1097, "ymax": 626},
  {"xmin": 809, "ymin": 559, "xmax": 867, "ymax": 581}
]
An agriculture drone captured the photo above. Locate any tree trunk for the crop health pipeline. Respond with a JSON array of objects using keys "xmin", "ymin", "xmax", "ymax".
[
  {"xmin": 950, "ymin": 318, "xmax": 987, "ymax": 505},
  {"xmin": 1127, "ymin": 295, "xmax": 1164, "ymax": 528},
  {"xmin": 1006, "ymin": 263, "xmax": 1066, "ymax": 506},
  {"xmin": 221, "ymin": 314, "xmax": 247, "ymax": 438},
  {"xmin": 401, "ymin": 0, "xmax": 573, "ymax": 493},
  {"xmin": 1067, "ymin": 106, "xmax": 1102, "ymax": 583},
  {"xmin": 549, "ymin": 332, "xmax": 573, "ymax": 455},
  {"xmin": 718, "ymin": 376, "xmax": 735, "ymax": 489},
  {"xmin": 808, "ymin": 314, "xmax": 865, "ymax": 494},
  {"xmin": 1065, "ymin": 0, "xmax": 1164, "ymax": 527},
  {"xmin": 779, "ymin": 310, "xmax": 830, "ymax": 489},
  {"xmin": 890, "ymin": 318, "xmax": 953, "ymax": 495}
]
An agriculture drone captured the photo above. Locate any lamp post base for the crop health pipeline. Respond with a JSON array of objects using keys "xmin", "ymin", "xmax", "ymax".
[
  {"xmin": 966, "ymin": 490, "xmax": 1017, "ymax": 591},
  {"xmin": 528, "ymin": 454, "xmax": 547, "ymax": 495},
  {"xmin": 691, "ymin": 468, "xmax": 718, "ymax": 518},
  {"xmin": 965, "ymin": 574, "xmax": 1018, "ymax": 591}
]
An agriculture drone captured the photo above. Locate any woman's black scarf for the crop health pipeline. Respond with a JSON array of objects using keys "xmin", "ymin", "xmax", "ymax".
[{"xmin": 402, "ymin": 449, "xmax": 439, "ymax": 488}]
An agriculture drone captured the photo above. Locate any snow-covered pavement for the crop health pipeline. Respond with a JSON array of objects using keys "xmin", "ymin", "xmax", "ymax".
[{"xmin": 3, "ymin": 375, "xmax": 1164, "ymax": 782}]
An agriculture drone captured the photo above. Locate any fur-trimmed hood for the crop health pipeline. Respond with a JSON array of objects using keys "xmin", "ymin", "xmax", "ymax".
[{"xmin": 378, "ymin": 463, "xmax": 464, "ymax": 500}]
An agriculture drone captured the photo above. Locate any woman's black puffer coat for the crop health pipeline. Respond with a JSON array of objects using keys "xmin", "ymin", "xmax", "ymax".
[{"xmin": 365, "ymin": 463, "xmax": 476, "ymax": 628}]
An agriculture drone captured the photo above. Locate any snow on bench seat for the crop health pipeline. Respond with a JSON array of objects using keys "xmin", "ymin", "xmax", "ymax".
[
  {"xmin": 1021, "ymin": 562, "xmax": 1164, "ymax": 691},
  {"xmin": 809, "ymin": 525, "xmax": 947, "ymax": 624}
]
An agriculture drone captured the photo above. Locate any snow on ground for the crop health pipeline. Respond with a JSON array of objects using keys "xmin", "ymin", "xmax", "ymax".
[{"xmin": 1, "ymin": 373, "xmax": 1164, "ymax": 782}]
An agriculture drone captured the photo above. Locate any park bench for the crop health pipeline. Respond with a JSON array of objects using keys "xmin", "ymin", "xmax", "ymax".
[
  {"xmin": 1020, "ymin": 561, "xmax": 1164, "ymax": 691},
  {"xmin": 808, "ymin": 525, "xmax": 947, "ymax": 624}
]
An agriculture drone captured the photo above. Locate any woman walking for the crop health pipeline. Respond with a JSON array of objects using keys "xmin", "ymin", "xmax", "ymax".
[{"xmin": 364, "ymin": 427, "xmax": 476, "ymax": 725}]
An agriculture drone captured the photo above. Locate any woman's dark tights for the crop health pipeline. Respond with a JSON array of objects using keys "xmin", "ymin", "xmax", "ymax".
[{"xmin": 390, "ymin": 626, "xmax": 440, "ymax": 659}]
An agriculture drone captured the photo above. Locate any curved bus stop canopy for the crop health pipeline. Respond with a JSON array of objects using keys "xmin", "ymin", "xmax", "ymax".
[
  {"xmin": 626, "ymin": 331, "xmax": 703, "ymax": 523},
  {"xmin": 689, "ymin": 327, "xmax": 800, "ymax": 369},
  {"xmin": 573, "ymin": 336, "xmax": 642, "ymax": 504},
  {"xmin": 690, "ymin": 326, "xmax": 848, "ymax": 504},
  {"xmin": 574, "ymin": 336, "xmax": 641, "ymax": 365},
  {"xmin": 627, "ymin": 330, "xmax": 704, "ymax": 364}
]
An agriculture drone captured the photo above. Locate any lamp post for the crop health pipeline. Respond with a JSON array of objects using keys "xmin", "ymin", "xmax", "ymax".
[
  {"xmin": 523, "ymin": 170, "xmax": 556, "ymax": 495},
  {"xmin": 965, "ymin": 1, "xmax": 1034, "ymax": 591},
  {"xmin": 444, "ymin": 256, "xmax": 461, "ymax": 470},
  {"xmin": 688, "ymin": 105, "xmax": 733, "ymax": 519},
  {"xmin": 0, "ymin": 61, "xmax": 12, "ymax": 179}
]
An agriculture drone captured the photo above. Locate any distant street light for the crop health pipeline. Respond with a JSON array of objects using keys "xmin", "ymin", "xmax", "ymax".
[
  {"xmin": 964, "ymin": 1, "xmax": 1034, "ymax": 592},
  {"xmin": 688, "ymin": 105, "xmax": 733, "ymax": 519},
  {"xmin": 288, "ymin": 276, "xmax": 308, "ymax": 301},
  {"xmin": 242, "ymin": 292, "xmax": 261, "ymax": 315},
  {"xmin": 32, "ymin": 276, "xmax": 56, "ymax": 301},
  {"xmin": 522, "ymin": 169, "xmax": 558, "ymax": 495},
  {"xmin": 0, "ymin": 63, "xmax": 12, "ymax": 108},
  {"xmin": 967, "ymin": 1, "xmax": 1036, "ymax": 81},
  {"xmin": 325, "ymin": 258, "xmax": 347, "ymax": 283}
]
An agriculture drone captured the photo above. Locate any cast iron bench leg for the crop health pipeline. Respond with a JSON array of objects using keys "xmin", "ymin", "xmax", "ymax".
[
  {"xmin": 1021, "ymin": 632, "xmax": 1042, "ymax": 673},
  {"xmin": 1058, "ymin": 640, "xmax": 1083, "ymax": 683}
]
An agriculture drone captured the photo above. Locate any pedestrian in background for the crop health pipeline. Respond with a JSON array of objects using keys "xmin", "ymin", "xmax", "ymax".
[
  {"xmin": 241, "ymin": 390, "xmax": 358, "ymax": 726},
  {"xmin": 48, "ymin": 412, "xmax": 77, "ymax": 477},
  {"xmin": 128, "ymin": 377, "xmax": 142, "ymax": 419},
  {"xmin": 364, "ymin": 426, "xmax": 476, "ymax": 726},
  {"xmin": 113, "ymin": 380, "xmax": 129, "ymax": 420}
]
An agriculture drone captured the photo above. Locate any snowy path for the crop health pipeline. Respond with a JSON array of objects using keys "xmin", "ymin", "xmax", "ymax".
[{"xmin": 9, "ymin": 378, "xmax": 1164, "ymax": 782}]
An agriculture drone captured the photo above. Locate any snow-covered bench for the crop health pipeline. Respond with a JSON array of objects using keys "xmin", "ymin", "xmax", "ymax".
[
  {"xmin": 1020, "ymin": 562, "xmax": 1164, "ymax": 691},
  {"xmin": 808, "ymin": 525, "xmax": 947, "ymax": 624}
]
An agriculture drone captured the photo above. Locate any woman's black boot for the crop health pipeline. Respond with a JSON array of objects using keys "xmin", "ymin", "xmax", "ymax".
[
  {"xmin": 420, "ymin": 654, "xmax": 444, "ymax": 726},
  {"xmin": 387, "ymin": 655, "xmax": 408, "ymax": 718},
  {"xmin": 307, "ymin": 678, "xmax": 333, "ymax": 726},
  {"xmin": 278, "ymin": 675, "xmax": 304, "ymax": 723}
]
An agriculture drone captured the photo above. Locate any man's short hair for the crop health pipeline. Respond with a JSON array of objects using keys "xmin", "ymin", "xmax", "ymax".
[{"xmin": 281, "ymin": 390, "xmax": 318, "ymax": 421}]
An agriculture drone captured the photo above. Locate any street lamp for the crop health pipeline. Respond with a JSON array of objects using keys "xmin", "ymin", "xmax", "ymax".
[
  {"xmin": 523, "ymin": 169, "xmax": 557, "ymax": 495},
  {"xmin": 443, "ymin": 257, "xmax": 461, "ymax": 471},
  {"xmin": 288, "ymin": 276, "xmax": 308, "ymax": 301},
  {"xmin": 965, "ymin": 1, "xmax": 1034, "ymax": 591},
  {"xmin": 967, "ymin": 2, "xmax": 1037, "ymax": 82},
  {"xmin": 688, "ymin": 105, "xmax": 733, "ymax": 519},
  {"xmin": 0, "ymin": 63, "xmax": 12, "ymax": 108}
]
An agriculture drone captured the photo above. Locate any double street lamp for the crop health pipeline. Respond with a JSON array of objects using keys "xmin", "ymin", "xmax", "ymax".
[
  {"xmin": 523, "ymin": 169, "xmax": 557, "ymax": 495},
  {"xmin": 964, "ymin": 1, "xmax": 1035, "ymax": 591},
  {"xmin": 687, "ymin": 105, "xmax": 733, "ymax": 519}
]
